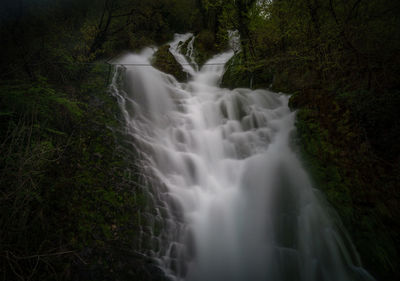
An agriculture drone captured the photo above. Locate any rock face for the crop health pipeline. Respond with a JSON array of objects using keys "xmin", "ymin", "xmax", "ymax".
[
  {"xmin": 193, "ymin": 30, "xmax": 216, "ymax": 66},
  {"xmin": 152, "ymin": 45, "xmax": 187, "ymax": 82},
  {"xmin": 221, "ymin": 52, "xmax": 273, "ymax": 90},
  {"xmin": 221, "ymin": 54, "xmax": 251, "ymax": 89}
]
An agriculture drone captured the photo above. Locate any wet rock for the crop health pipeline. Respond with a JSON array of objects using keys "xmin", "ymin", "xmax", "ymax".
[{"xmin": 152, "ymin": 45, "xmax": 187, "ymax": 82}]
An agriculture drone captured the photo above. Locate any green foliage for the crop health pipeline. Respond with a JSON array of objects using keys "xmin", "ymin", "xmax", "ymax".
[
  {"xmin": 218, "ymin": 1, "xmax": 400, "ymax": 277},
  {"xmin": 221, "ymin": 53, "xmax": 252, "ymax": 89},
  {"xmin": 290, "ymin": 90, "xmax": 400, "ymax": 280},
  {"xmin": 221, "ymin": 51, "xmax": 274, "ymax": 89},
  {"xmin": 0, "ymin": 78, "xmax": 83, "ymax": 137},
  {"xmin": 0, "ymin": 0, "xmax": 206, "ymax": 81},
  {"xmin": 193, "ymin": 29, "xmax": 218, "ymax": 66},
  {"xmin": 338, "ymin": 90, "xmax": 400, "ymax": 161},
  {"xmin": 0, "ymin": 65, "xmax": 165, "ymax": 280},
  {"xmin": 166, "ymin": 0, "xmax": 203, "ymax": 33},
  {"xmin": 152, "ymin": 45, "xmax": 187, "ymax": 82},
  {"xmin": 0, "ymin": 1, "xmax": 211, "ymax": 280}
]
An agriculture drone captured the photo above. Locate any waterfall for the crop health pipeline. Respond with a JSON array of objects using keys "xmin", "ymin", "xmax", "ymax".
[{"xmin": 110, "ymin": 34, "xmax": 375, "ymax": 281}]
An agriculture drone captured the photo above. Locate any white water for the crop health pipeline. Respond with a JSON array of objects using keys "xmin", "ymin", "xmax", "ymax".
[{"xmin": 110, "ymin": 34, "xmax": 375, "ymax": 281}]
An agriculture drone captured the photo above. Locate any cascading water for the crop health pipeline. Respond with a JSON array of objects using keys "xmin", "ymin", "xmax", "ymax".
[{"xmin": 110, "ymin": 34, "xmax": 375, "ymax": 281}]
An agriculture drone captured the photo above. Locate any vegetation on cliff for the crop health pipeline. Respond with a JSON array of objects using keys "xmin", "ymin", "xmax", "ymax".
[
  {"xmin": 0, "ymin": 0, "xmax": 207, "ymax": 280},
  {"xmin": 0, "ymin": 65, "xmax": 166, "ymax": 280},
  {"xmin": 218, "ymin": 0, "xmax": 400, "ymax": 279}
]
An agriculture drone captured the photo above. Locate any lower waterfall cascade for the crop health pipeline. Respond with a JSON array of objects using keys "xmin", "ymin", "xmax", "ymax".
[{"xmin": 110, "ymin": 33, "xmax": 375, "ymax": 281}]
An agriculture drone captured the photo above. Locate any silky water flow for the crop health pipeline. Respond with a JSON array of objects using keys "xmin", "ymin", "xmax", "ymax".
[{"xmin": 110, "ymin": 34, "xmax": 375, "ymax": 281}]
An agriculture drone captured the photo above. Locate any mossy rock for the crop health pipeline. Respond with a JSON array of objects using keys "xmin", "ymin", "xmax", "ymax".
[
  {"xmin": 193, "ymin": 30, "xmax": 216, "ymax": 66},
  {"xmin": 178, "ymin": 37, "xmax": 191, "ymax": 57},
  {"xmin": 221, "ymin": 52, "xmax": 275, "ymax": 90},
  {"xmin": 221, "ymin": 55, "xmax": 250, "ymax": 89},
  {"xmin": 221, "ymin": 52, "xmax": 273, "ymax": 90},
  {"xmin": 193, "ymin": 29, "xmax": 228, "ymax": 67},
  {"xmin": 152, "ymin": 45, "xmax": 187, "ymax": 82}
]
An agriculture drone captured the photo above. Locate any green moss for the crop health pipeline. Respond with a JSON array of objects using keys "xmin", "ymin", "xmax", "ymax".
[
  {"xmin": 221, "ymin": 53, "xmax": 251, "ymax": 89},
  {"xmin": 221, "ymin": 52, "xmax": 273, "ymax": 90},
  {"xmin": 178, "ymin": 37, "xmax": 190, "ymax": 57},
  {"xmin": 193, "ymin": 30, "xmax": 216, "ymax": 66},
  {"xmin": 192, "ymin": 29, "xmax": 229, "ymax": 67},
  {"xmin": 152, "ymin": 45, "xmax": 187, "ymax": 82}
]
